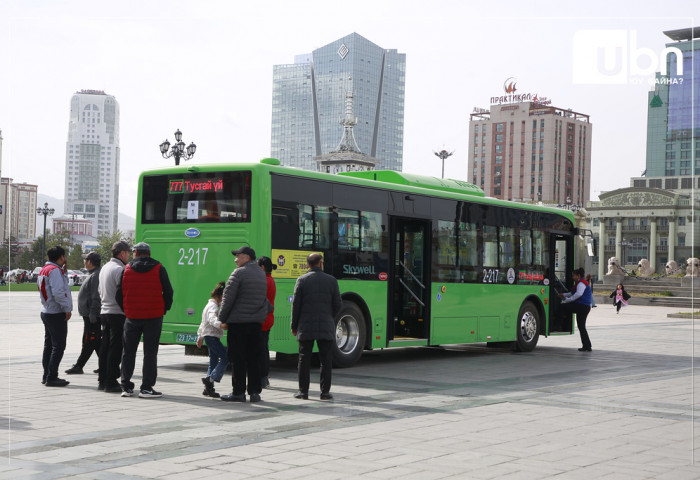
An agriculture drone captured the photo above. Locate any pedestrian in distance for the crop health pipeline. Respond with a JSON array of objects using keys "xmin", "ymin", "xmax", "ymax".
[
  {"xmin": 559, "ymin": 267, "xmax": 593, "ymax": 352},
  {"xmin": 65, "ymin": 252, "xmax": 102, "ymax": 375},
  {"xmin": 196, "ymin": 281, "xmax": 228, "ymax": 399},
  {"xmin": 37, "ymin": 246, "xmax": 73, "ymax": 387},
  {"xmin": 98, "ymin": 241, "xmax": 131, "ymax": 393},
  {"xmin": 219, "ymin": 246, "xmax": 272, "ymax": 403},
  {"xmin": 609, "ymin": 283, "xmax": 631, "ymax": 314},
  {"xmin": 117, "ymin": 242, "xmax": 173, "ymax": 399},
  {"xmin": 291, "ymin": 253, "xmax": 342, "ymax": 400},
  {"xmin": 258, "ymin": 256, "xmax": 277, "ymax": 389}
]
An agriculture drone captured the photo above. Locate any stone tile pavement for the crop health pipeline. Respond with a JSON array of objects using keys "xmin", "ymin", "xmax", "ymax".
[{"xmin": 1, "ymin": 292, "xmax": 699, "ymax": 478}]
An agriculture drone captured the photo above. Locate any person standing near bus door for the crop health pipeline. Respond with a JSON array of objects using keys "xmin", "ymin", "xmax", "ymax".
[
  {"xmin": 196, "ymin": 281, "xmax": 228, "ymax": 398},
  {"xmin": 559, "ymin": 267, "xmax": 593, "ymax": 352},
  {"xmin": 291, "ymin": 253, "xmax": 342, "ymax": 400},
  {"xmin": 65, "ymin": 252, "xmax": 102, "ymax": 375},
  {"xmin": 258, "ymin": 256, "xmax": 277, "ymax": 389},
  {"xmin": 37, "ymin": 246, "xmax": 73, "ymax": 387},
  {"xmin": 117, "ymin": 242, "xmax": 173, "ymax": 398},
  {"xmin": 98, "ymin": 241, "xmax": 131, "ymax": 392},
  {"xmin": 219, "ymin": 246, "xmax": 272, "ymax": 403}
]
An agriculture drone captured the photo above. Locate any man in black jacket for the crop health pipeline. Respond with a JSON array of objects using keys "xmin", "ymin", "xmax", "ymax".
[
  {"xmin": 65, "ymin": 252, "xmax": 102, "ymax": 374},
  {"xmin": 291, "ymin": 253, "xmax": 342, "ymax": 400}
]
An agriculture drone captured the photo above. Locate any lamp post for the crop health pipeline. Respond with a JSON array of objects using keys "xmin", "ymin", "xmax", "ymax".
[
  {"xmin": 36, "ymin": 202, "xmax": 55, "ymax": 265},
  {"xmin": 159, "ymin": 129, "xmax": 196, "ymax": 166},
  {"xmin": 618, "ymin": 238, "xmax": 631, "ymax": 269},
  {"xmin": 558, "ymin": 196, "xmax": 582, "ymax": 213},
  {"xmin": 433, "ymin": 149, "xmax": 454, "ymax": 179}
]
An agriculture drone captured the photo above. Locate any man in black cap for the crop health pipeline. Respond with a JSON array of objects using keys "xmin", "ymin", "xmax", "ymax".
[
  {"xmin": 98, "ymin": 241, "xmax": 131, "ymax": 392},
  {"xmin": 117, "ymin": 242, "xmax": 173, "ymax": 398},
  {"xmin": 65, "ymin": 252, "xmax": 102, "ymax": 375},
  {"xmin": 219, "ymin": 246, "xmax": 272, "ymax": 403}
]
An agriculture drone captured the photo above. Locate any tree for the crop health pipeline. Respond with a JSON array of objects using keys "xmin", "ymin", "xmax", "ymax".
[
  {"xmin": 95, "ymin": 230, "xmax": 132, "ymax": 266},
  {"xmin": 0, "ymin": 236, "xmax": 23, "ymax": 269},
  {"xmin": 67, "ymin": 243, "xmax": 84, "ymax": 270}
]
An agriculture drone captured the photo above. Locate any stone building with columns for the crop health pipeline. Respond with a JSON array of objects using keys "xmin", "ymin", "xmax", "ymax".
[{"xmin": 586, "ymin": 187, "xmax": 699, "ymax": 280}]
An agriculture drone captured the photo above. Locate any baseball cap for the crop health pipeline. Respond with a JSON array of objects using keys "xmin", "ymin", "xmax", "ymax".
[
  {"xmin": 133, "ymin": 242, "xmax": 151, "ymax": 253},
  {"xmin": 231, "ymin": 246, "xmax": 256, "ymax": 259},
  {"xmin": 111, "ymin": 241, "xmax": 132, "ymax": 255},
  {"xmin": 82, "ymin": 252, "xmax": 101, "ymax": 266}
]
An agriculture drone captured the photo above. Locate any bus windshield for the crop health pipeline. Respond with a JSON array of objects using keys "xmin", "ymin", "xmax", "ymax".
[{"xmin": 141, "ymin": 171, "xmax": 251, "ymax": 224}]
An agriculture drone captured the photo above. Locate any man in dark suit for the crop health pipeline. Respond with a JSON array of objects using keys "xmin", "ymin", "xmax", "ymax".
[{"xmin": 291, "ymin": 253, "xmax": 342, "ymax": 400}]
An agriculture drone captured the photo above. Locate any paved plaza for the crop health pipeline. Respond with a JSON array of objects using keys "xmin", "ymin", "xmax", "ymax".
[{"xmin": 1, "ymin": 291, "xmax": 699, "ymax": 479}]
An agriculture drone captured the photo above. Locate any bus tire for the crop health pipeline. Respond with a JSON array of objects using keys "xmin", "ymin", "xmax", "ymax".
[
  {"xmin": 515, "ymin": 301, "xmax": 540, "ymax": 352},
  {"xmin": 333, "ymin": 302, "xmax": 366, "ymax": 368}
]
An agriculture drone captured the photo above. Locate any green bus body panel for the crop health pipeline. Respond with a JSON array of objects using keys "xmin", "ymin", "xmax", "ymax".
[
  {"xmin": 430, "ymin": 283, "xmax": 549, "ymax": 344},
  {"xmin": 137, "ymin": 160, "xmax": 572, "ymax": 352}
]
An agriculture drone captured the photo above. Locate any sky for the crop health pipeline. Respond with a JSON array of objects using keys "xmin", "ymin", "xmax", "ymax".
[{"xmin": 0, "ymin": 0, "xmax": 696, "ymax": 229}]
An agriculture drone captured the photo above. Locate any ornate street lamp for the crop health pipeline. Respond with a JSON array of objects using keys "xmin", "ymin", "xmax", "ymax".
[
  {"xmin": 618, "ymin": 238, "xmax": 631, "ymax": 269},
  {"xmin": 433, "ymin": 149, "xmax": 454, "ymax": 179},
  {"xmin": 558, "ymin": 196, "xmax": 582, "ymax": 213},
  {"xmin": 36, "ymin": 202, "xmax": 55, "ymax": 265},
  {"xmin": 159, "ymin": 129, "xmax": 196, "ymax": 166}
]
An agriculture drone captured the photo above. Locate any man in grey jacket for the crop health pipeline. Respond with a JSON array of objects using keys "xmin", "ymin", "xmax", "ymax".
[
  {"xmin": 291, "ymin": 253, "xmax": 342, "ymax": 400},
  {"xmin": 98, "ymin": 241, "xmax": 131, "ymax": 392},
  {"xmin": 65, "ymin": 252, "xmax": 102, "ymax": 374},
  {"xmin": 38, "ymin": 246, "xmax": 73, "ymax": 387},
  {"xmin": 219, "ymin": 246, "xmax": 271, "ymax": 403}
]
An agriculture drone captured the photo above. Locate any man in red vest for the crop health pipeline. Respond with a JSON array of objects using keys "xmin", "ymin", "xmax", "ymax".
[{"xmin": 116, "ymin": 242, "xmax": 173, "ymax": 398}]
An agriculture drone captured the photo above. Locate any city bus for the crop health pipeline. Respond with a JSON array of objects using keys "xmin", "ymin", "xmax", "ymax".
[{"xmin": 137, "ymin": 158, "xmax": 578, "ymax": 367}]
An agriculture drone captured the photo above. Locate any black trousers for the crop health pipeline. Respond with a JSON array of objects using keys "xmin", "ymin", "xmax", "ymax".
[
  {"xmin": 560, "ymin": 302, "xmax": 592, "ymax": 350},
  {"xmin": 41, "ymin": 312, "xmax": 68, "ymax": 381},
  {"xmin": 227, "ymin": 323, "xmax": 262, "ymax": 396},
  {"xmin": 298, "ymin": 339, "xmax": 333, "ymax": 395},
  {"xmin": 121, "ymin": 317, "xmax": 163, "ymax": 391},
  {"xmin": 74, "ymin": 316, "xmax": 101, "ymax": 368},
  {"xmin": 98, "ymin": 314, "xmax": 125, "ymax": 386}
]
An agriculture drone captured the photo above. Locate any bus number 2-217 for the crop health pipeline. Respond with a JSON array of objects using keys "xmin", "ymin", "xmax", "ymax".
[
  {"xmin": 482, "ymin": 268, "xmax": 499, "ymax": 283},
  {"xmin": 178, "ymin": 247, "xmax": 208, "ymax": 265}
]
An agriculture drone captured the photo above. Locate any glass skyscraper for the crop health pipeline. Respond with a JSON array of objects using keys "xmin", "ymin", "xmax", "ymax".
[
  {"xmin": 64, "ymin": 90, "xmax": 120, "ymax": 236},
  {"xmin": 646, "ymin": 27, "xmax": 699, "ymax": 177},
  {"xmin": 271, "ymin": 33, "xmax": 406, "ymax": 171}
]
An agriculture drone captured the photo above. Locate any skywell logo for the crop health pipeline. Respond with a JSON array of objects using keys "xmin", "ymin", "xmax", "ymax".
[{"xmin": 572, "ymin": 30, "xmax": 683, "ymax": 85}]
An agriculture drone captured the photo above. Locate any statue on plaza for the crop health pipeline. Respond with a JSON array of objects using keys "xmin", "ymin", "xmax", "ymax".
[
  {"xmin": 686, "ymin": 258, "xmax": 700, "ymax": 277},
  {"xmin": 637, "ymin": 259, "xmax": 655, "ymax": 276},
  {"xmin": 665, "ymin": 260, "xmax": 681, "ymax": 276},
  {"xmin": 607, "ymin": 257, "xmax": 625, "ymax": 275}
]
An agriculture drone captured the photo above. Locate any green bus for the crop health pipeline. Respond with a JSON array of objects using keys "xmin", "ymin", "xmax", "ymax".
[{"xmin": 137, "ymin": 158, "xmax": 578, "ymax": 367}]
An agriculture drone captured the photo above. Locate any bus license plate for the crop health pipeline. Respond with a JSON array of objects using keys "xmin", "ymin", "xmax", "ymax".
[{"xmin": 176, "ymin": 333, "xmax": 198, "ymax": 343}]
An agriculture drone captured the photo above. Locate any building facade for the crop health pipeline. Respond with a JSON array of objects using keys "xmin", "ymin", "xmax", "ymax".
[
  {"xmin": 1, "ymin": 178, "xmax": 37, "ymax": 241},
  {"xmin": 52, "ymin": 215, "xmax": 94, "ymax": 243},
  {"xmin": 587, "ymin": 188, "xmax": 699, "ymax": 279},
  {"xmin": 645, "ymin": 27, "xmax": 699, "ymax": 177},
  {"xmin": 64, "ymin": 90, "xmax": 120, "ymax": 236},
  {"xmin": 469, "ymin": 102, "xmax": 592, "ymax": 205},
  {"xmin": 271, "ymin": 33, "xmax": 405, "ymax": 171}
]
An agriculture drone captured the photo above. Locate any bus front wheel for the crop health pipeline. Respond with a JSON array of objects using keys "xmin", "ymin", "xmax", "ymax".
[
  {"xmin": 333, "ymin": 302, "xmax": 366, "ymax": 368},
  {"xmin": 515, "ymin": 301, "xmax": 540, "ymax": 352}
]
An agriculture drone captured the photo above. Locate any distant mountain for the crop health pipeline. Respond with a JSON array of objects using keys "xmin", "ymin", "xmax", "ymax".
[{"xmin": 36, "ymin": 193, "xmax": 135, "ymax": 237}]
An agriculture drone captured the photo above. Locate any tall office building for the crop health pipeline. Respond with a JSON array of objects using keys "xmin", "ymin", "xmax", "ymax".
[
  {"xmin": 64, "ymin": 90, "xmax": 120, "ymax": 236},
  {"xmin": 271, "ymin": 33, "xmax": 406, "ymax": 171},
  {"xmin": 1, "ymin": 178, "xmax": 37, "ymax": 241},
  {"xmin": 469, "ymin": 101, "xmax": 592, "ymax": 205}
]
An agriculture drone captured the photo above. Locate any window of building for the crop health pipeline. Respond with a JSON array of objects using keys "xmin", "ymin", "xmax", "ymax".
[
  {"xmin": 666, "ymin": 143, "xmax": 674, "ymax": 151},
  {"xmin": 496, "ymin": 124, "xmax": 504, "ymax": 133},
  {"xmin": 649, "ymin": 179, "xmax": 662, "ymax": 188},
  {"xmin": 496, "ymin": 134, "xmax": 503, "ymax": 143},
  {"xmin": 633, "ymin": 180, "xmax": 646, "ymax": 187},
  {"xmin": 495, "ymin": 145, "xmax": 503, "ymax": 153},
  {"xmin": 681, "ymin": 178, "xmax": 693, "ymax": 189},
  {"xmin": 665, "ymin": 151, "xmax": 676, "ymax": 160},
  {"xmin": 678, "ymin": 216, "xmax": 686, "ymax": 226},
  {"xmin": 677, "ymin": 235, "xmax": 685, "ymax": 247},
  {"xmin": 665, "ymin": 178, "xmax": 678, "ymax": 189}
]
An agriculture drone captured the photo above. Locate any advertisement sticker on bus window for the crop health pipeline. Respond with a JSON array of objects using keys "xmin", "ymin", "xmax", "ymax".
[{"xmin": 187, "ymin": 201, "xmax": 198, "ymax": 220}]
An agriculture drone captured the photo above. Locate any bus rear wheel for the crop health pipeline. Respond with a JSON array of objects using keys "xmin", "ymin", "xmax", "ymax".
[
  {"xmin": 515, "ymin": 301, "xmax": 540, "ymax": 352},
  {"xmin": 333, "ymin": 302, "xmax": 366, "ymax": 368}
]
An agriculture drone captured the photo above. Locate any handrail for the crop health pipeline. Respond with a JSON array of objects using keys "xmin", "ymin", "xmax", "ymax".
[
  {"xmin": 399, "ymin": 278, "xmax": 425, "ymax": 307},
  {"xmin": 399, "ymin": 261, "xmax": 425, "ymax": 289}
]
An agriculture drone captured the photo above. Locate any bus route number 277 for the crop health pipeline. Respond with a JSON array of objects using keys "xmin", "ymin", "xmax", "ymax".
[
  {"xmin": 178, "ymin": 247, "xmax": 209, "ymax": 265},
  {"xmin": 482, "ymin": 268, "xmax": 499, "ymax": 284}
]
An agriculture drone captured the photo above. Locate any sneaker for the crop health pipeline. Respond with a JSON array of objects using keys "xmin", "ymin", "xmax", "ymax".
[
  {"xmin": 138, "ymin": 389, "xmax": 162, "ymax": 398},
  {"xmin": 201, "ymin": 377, "xmax": 215, "ymax": 396},
  {"xmin": 320, "ymin": 392, "xmax": 333, "ymax": 400},
  {"xmin": 45, "ymin": 378, "xmax": 70, "ymax": 387},
  {"xmin": 293, "ymin": 391, "xmax": 308, "ymax": 400},
  {"xmin": 261, "ymin": 377, "xmax": 270, "ymax": 389},
  {"xmin": 121, "ymin": 388, "xmax": 134, "ymax": 397},
  {"xmin": 65, "ymin": 365, "xmax": 84, "ymax": 375},
  {"xmin": 221, "ymin": 393, "xmax": 246, "ymax": 402},
  {"xmin": 249, "ymin": 393, "xmax": 261, "ymax": 403}
]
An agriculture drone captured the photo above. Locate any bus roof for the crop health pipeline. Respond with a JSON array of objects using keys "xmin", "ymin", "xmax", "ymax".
[{"xmin": 338, "ymin": 170, "xmax": 485, "ymax": 197}]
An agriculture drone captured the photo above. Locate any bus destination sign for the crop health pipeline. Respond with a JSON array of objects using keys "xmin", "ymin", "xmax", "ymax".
[{"xmin": 169, "ymin": 178, "xmax": 224, "ymax": 194}]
